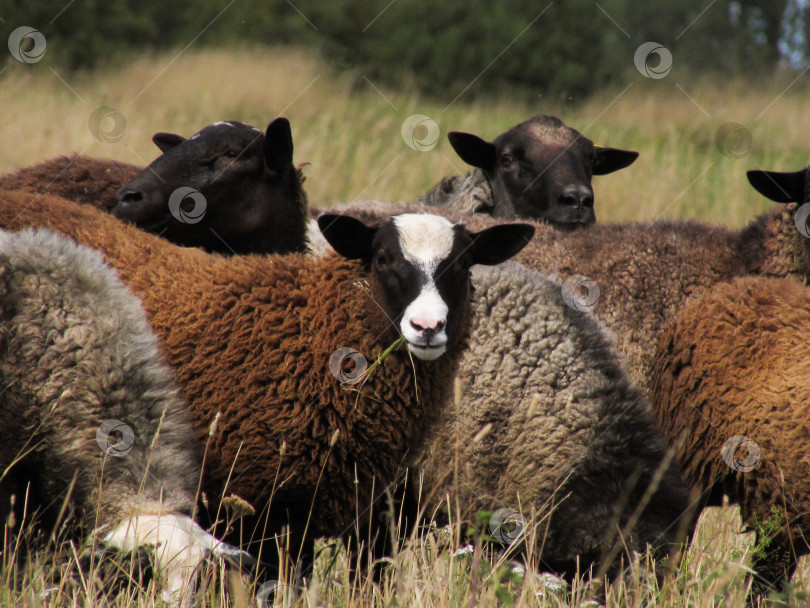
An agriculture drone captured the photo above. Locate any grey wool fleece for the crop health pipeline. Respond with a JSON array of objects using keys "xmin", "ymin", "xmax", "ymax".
[
  {"xmin": 418, "ymin": 262, "xmax": 691, "ymax": 571},
  {"xmin": 0, "ymin": 228, "xmax": 199, "ymax": 536}
]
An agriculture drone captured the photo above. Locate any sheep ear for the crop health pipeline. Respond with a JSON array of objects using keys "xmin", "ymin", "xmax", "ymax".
[
  {"xmin": 264, "ymin": 117, "xmax": 294, "ymax": 173},
  {"xmin": 592, "ymin": 147, "xmax": 639, "ymax": 175},
  {"xmin": 468, "ymin": 223, "xmax": 535, "ymax": 266},
  {"xmin": 152, "ymin": 133, "xmax": 186, "ymax": 153},
  {"xmin": 448, "ymin": 132, "xmax": 497, "ymax": 172},
  {"xmin": 747, "ymin": 169, "xmax": 806, "ymax": 203},
  {"xmin": 317, "ymin": 213, "xmax": 375, "ymax": 261}
]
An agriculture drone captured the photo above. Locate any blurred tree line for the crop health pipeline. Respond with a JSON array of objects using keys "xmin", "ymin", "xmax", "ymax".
[{"xmin": 1, "ymin": 0, "xmax": 807, "ymax": 99}]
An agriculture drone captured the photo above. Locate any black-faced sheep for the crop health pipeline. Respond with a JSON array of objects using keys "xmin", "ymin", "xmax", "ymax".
[
  {"xmin": 420, "ymin": 115, "xmax": 638, "ymax": 226},
  {"xmin": 0, "ymin": 228, "xmax": 246, "ymax": 603},
  {"xmin": 419, "ymin": 261, "xmax": 692, "ymax": 578},
  {"xmin": 0, "ymin": 189, "xmax": 533, "ymax": 578},
  {"xmin": 651, "ymin": 276, "xmax": 810, "ymax": 589},
  {"xmin": 0, "ymin": 118, "xmax": 309, "ymax": 255}
]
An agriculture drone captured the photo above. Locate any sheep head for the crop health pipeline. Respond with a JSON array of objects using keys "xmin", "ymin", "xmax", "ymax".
[
  {"xmin": 317, "ymin": 212, "xmax": 534, "ymax": 360},
  {"xmin": 113, "ymin": 118, "xmax": 306, "ymax": 255},
  {"xmin": 447, "ymin": 115, "xmax": 638, "ymax": 227}
]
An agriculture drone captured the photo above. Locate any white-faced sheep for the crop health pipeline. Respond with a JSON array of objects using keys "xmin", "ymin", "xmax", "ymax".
[
  {"xmin": 0, "ymin": 118, "xmax": 308, "ymax": 255},
  {"xmin": 418, "ymin": 261, "xmax": 692, "ymax": 578},
  {"xmin": 0, "ymin": 189, "xmax": 533, "ymax": 579},
  {"xmin": 0, "ymin": 228, "xmax": 247, "ymax": 603},
  {"xmin": 420, "ymin": 115, "xmax": 639, "ymax": 226},
  {"xmin": 651, "ymin": 276, "xmax": 810, "ymax": 590}
]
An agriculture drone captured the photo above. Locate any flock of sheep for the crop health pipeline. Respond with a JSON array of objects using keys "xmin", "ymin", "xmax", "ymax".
[{"xmin": 0, "ymin": 113, "xmax": 808, "ymax": 604}]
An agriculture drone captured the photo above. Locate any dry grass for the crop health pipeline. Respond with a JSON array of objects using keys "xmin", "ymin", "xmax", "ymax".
[
  {"xmin": 3, "ymin": 47, "xmax": 810, "ymax": 227},
  {"xmin": 3, "ymin": 47, "xmax": 810, "ymax": 606}
]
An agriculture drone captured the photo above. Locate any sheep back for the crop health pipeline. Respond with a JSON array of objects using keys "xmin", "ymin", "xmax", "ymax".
[
  {"xmin": 0, "ymin": 228, "xmax": 198, "ymax": 534},
  {"xmin": 421, "ymin": 261, "xmax": 691, "ymax": 563},
  {"xmin": 651, "ymin": 276, "xmax": 810, "ymax": 551},
  {"xmin": 0, "ymin": 155, "xmax": 140, "ymax": 210}
]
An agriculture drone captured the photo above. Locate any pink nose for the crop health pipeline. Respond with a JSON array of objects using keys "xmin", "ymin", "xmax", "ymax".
[{"xmin": 410, "ymin": 317, "xmax": 446, "ymax": 335}]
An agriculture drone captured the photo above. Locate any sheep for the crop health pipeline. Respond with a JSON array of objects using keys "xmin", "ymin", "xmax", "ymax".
[
  {"xmin": 419, "ymin": 115, "xmax": 639, "ymax": 226},
  {"xmin": 0, "ymin": 189, "xmax": 533, "ymax": 580},
  {"xmin": 0, "ymin": 118, "xmax": 309, "ymax": 255},
  {"xmin": 418, "ymin": 260, "xmax": 692, "ymax": 578},
  {"xmin": 650, "ymin": 276, "xmax": 810, "ymax": 589},
  {"xmin": 0, "ymin": 228, "xmax": 247, "ymax": 603}
]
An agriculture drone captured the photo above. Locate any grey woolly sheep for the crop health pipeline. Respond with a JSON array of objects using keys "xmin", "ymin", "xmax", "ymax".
[
  {"xmin": 418, "ymin": 261, "xmax": 692, "ymax": 577},
  {"xmin": 0, "ymin": 228, "xmax": 245, "ymax": 603},
  {"xmin": 0, "ymin": 190, "xmax": 533, "ymax": 580},
  {"xmin": 651, "ymin": 276, "xmax": 810, "ymax": 589},
  {"xmin": 420, "ymin": 115, "xmax": 638, "ymax": 226}
]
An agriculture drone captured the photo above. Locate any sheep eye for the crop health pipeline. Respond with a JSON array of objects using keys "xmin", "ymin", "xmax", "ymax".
[
  {"xmin": 222, "ymin": 150, "xmax": 240, "ymax": 160},
  {"xmin": 500, "ymin": 154, "xmax": 514, "ymax": 167},
  {"xmin": 375, "ymin": 252, "xmax": 390, "ymax": 267}
]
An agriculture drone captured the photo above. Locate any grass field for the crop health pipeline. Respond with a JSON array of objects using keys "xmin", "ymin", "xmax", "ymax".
[
  {"xmin": 3, "ymin": 47, "xmax": 810, "ymax": 226},
  {"xmin": 2, "ymin": 47, "xmax": 810, "ymax": 606}
]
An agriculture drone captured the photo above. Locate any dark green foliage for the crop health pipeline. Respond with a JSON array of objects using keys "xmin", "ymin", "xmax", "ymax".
[{"xmin": 0, "ymin": 0, "xmax": 805, "ymax": 99}]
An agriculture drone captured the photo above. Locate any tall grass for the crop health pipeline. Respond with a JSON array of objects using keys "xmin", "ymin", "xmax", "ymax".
[{"xmin": 3, "ymin": 46, "xmax": 810, "ymax": 226}]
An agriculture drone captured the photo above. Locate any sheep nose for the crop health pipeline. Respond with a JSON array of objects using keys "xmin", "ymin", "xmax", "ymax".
[
  {"xmin": 115, "ymin": 188, "xmax": 144, "ymax": 205},
  {"xmin": 410, "ymin": 317, "xmax": 446, "ymax": 337},
  {"xmin": 559, "ymin": 186, "xmax": 593, "ymax": 209}
]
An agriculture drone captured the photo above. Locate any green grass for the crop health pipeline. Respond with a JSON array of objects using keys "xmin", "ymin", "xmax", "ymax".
[{"xmin": 3, "ymin": 46, "xmax": 810, "ymax": 606}]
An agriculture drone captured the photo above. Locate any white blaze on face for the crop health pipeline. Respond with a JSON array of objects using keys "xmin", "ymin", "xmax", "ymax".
[{"xmin": 393, "ymin": 214, "xmax": 456, "ymax": 360}]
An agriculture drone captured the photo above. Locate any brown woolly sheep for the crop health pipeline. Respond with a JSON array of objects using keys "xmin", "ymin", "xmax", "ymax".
[
  {"xmin": 0, "ymin": 154, "xmax": 139, "ymax": 208},
  {"xmin": 0, "ymin": 118, "xmax": 309, "ymax": 255},
  {"xmin": 420, "ymin": 115, "xmax": 638, "ymax": 226},
  {"xmin": 651, "ymin": 276, "xmax": 810, "ymax": 589},
  {"xmin": 0, "ymin": 228, "xmax": 247, "ymax": 603},
  {"xmin": 0, "ymin": 189, "xmax": 532, "ymax": 580}
]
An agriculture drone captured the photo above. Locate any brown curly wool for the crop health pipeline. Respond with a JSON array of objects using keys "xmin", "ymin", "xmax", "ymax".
[
  {"xmin": 0, "ymin": 190, "xmax": 468, "ymax": 564},
  {"xmin": 0, "ymin": 154, "xmax": 140, "ymax": 209},
  {"xmin": 651, "ymin": 276, "xmax": 810, "ymax": 583}
]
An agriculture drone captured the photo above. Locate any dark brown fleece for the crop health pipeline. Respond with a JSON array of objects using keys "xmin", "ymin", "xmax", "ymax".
[
  {"xmin": 651, "ymin": 276, "xmax": 810, "ymax": 581},
  {"xmin": 0, "ymin": 190, "xmax": 466, "ymax": 552},
  {"xmin": 0, "ymin": 155, "xmax": 141, "ymax": 209}
]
